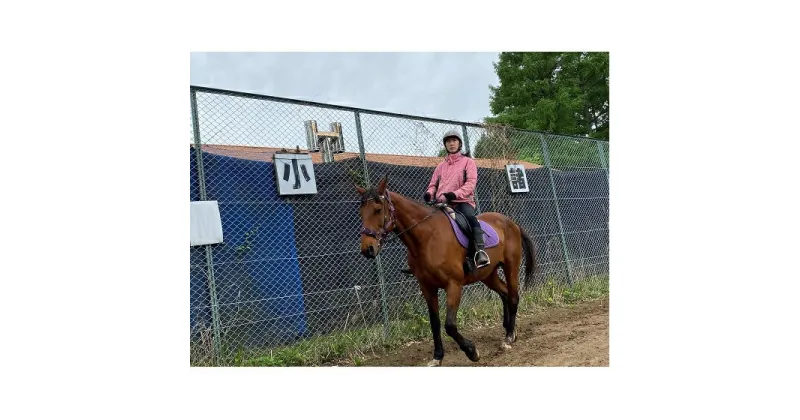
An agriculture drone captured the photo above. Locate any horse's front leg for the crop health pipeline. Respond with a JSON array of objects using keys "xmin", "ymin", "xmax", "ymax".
[
  {"xmin": 444, "ymin": 283, "xmax": 480, "ymax": 362},
  {"xmin": 419, "ymin": 282, "xmax": 444, "ymax": 366}
]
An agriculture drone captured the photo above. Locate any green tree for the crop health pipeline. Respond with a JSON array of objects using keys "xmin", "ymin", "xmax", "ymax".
[{"xmin": 486, "ymin": 52, "xmax": 609, "ymax": 140}]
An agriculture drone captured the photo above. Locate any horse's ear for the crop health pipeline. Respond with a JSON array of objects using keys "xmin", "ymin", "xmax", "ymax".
[
  {"xmin": 375, "ymin": 175, "xmax": 388, "ymax": 194},
  {"xmin": 355, "ymin": 185, "xmax": 367, "ymax": 195}
]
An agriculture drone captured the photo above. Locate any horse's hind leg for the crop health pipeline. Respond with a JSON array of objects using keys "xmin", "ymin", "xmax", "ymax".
[
  {"xmin": 481, "ymin": 268, "xmax": 514, "ymax": 350},
  {"xmin": 444, "ymin": 284, "xmax": 480, "ymax": 362},
  {"xmin": 501, "ymin": 257, "xmax": 521, "ymax": 345},
  {"xmin": 419, "ymin": 282, "xmax": 444, "ymax": 366}
]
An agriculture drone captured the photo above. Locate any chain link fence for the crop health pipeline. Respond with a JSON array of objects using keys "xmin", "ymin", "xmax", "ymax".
[{"xmin": 189, "ymin": 86, "xmax": 609, "ymax": 366}]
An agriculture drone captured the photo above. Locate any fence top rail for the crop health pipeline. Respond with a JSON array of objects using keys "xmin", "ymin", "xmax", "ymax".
[{"xmin": 190, "ymin": 85, "xmax": 609, "ymax": 143}]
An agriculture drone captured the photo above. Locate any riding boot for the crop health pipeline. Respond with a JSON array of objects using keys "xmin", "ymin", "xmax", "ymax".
[{"xmin": 472, "ymin": 226, "xmax": 490, "ymax": 268}]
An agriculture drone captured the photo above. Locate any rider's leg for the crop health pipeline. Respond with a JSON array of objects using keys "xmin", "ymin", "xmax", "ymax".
[{"xmin": 455, "ymin": 203, "xmax": 490, "ymax": 268}]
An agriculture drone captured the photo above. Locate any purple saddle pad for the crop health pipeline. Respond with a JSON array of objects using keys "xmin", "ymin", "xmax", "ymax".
[{"xmin": 447, "ymin": 216, "xmax": 500, "ymax": 249}]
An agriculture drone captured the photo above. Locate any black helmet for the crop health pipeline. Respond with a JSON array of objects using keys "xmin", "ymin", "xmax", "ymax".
[{"xmin": 442, "ymin": 129, "xmax": 462, "ymax": 152}]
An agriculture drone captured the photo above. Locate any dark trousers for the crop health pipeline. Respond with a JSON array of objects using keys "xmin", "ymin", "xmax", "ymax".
[{"xmin": 453, "ymin": 203, "xmax": 481, "ymax": 230}]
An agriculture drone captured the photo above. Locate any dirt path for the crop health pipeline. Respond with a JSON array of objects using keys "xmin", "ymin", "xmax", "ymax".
[{"xmin": 359, "ymin": 298, "xmax": 608, "ymax": 367}]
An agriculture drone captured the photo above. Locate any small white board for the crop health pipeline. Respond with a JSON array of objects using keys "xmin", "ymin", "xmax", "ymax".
[{"xmin": 190, "ymin": 200, "xmax": 224, "ymax": 246}]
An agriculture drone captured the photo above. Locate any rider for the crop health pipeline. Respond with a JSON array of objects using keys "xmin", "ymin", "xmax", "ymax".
[{"xmin": 423, "ymin": 129, "xmax": 490, "ymax": 268}]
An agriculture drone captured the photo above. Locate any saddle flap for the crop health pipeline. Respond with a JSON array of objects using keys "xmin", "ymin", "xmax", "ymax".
[
  {"xmin": 454, "ymin": 213, "xmax": 472, "ymax": 237},
  {"xmin": 440, "ymin": 206, "xmax": 501, "ymax": 250},
  {"xmin": 441, "ymin": 205, "xmax": 472, "ymax": 236}
]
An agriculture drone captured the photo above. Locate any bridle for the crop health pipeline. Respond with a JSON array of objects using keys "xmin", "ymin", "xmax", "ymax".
[
  {"xmin": 359, "ymin": 190, "xmax": 438, "ymax": 246},
  {"xmin": 359, "ymin": 190, "xmax": 397, "ymax": 246}
]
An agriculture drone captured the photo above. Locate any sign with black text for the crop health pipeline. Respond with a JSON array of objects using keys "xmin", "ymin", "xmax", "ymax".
[
  {"xmin": 505, "ymin": 164, "xmax": 529, "ymax": 193},
  {"xmin": 274, "ymin": 153, "xmax": 317, "ymax": 195}
]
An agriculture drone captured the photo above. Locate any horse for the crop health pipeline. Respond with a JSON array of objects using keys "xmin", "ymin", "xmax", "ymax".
[{"xmin": 355, "ymin": 175, "xmax": 538, "ymax": 366}]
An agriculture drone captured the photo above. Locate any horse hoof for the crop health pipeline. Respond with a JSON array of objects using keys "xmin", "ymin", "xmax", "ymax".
[
  {"xmin": 469, "ymin": 349, "xmax": 481, "ymax": 362},
  {"xmin": 427, "ymin": 359, "xmax": 442, "ymax": 367},
  {"xmin": 500, "ymin": 342, "xmax": 512, "ymax": 351}
]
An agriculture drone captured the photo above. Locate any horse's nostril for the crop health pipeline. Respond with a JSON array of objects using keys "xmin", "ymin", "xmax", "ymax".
[{"xmin": 368, "ymin": 245, "xmax": 375, "ymax": 255}]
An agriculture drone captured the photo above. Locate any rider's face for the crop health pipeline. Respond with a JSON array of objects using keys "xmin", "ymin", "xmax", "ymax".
[{"xmin": 445, "ymin": 137, "xmax": 460, "ymax": 153}]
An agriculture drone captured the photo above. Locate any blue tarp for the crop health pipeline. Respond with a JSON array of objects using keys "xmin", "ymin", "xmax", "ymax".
[{"xmin": 190, "ymin": 149, "xmax": 307, "ymax": 347}]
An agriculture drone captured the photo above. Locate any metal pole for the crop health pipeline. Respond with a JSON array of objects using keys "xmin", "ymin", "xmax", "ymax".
[
  {"xmin": 596, "ymin": 141, "xmax": 609, "ymax": 181},
  {"xmin": 354, "ymin": 112, "xmax": 370, "ymax": 184},
  {"xmin": 461, "ymin": 124, "xmax": 482, "ymax": 214},
  {"xmin": 355, "ymin": 111, "xmax": 390, "ymax": 338},
  {"xmin": 596, "ymin": 140, "xmax": 609, "ymax": 281},
  {"xmin": 322, "ymin": 136, "xmax": 334, "ymax": 163},
  {"xmin": 540, "ymin": 133, "xmax": 575, "ymax": 285},
  {"xmin": 461, "ymin": 124, "xmax": 472, "ymax": 156},
  {"xmin": 190, "ymin": 88, "xmax": 223, "ymax": 362}
]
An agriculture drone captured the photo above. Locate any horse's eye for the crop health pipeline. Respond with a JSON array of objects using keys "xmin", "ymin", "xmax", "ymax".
[{"xmin": 374, "ymin": 208, "xmax": 382, "ymax": 214}]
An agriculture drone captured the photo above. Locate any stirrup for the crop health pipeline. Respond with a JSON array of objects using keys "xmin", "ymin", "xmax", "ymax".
[{"xmin": 474, "ymin": 250, "xmax": 490, "ymax": 268}]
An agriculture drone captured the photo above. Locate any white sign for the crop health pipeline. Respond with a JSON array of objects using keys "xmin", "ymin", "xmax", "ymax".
[
  {"xmin": 274, "ymin": 153, "xmax": 317, "ymax": 195},
  {"xmin": 190, "ymin": 200, "xmax": 224, "ymax": 246},
  {"xmin": 505, "ymin": 164, "xmax": 529, "ymax": 193}
]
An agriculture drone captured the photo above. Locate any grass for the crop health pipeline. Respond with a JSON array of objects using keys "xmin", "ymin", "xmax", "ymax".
[{"xmin": 191, "ymin": 274, "xmax": 609, "ymax": 367}]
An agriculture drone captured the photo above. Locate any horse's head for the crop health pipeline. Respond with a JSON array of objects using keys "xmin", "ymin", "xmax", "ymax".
[{"xmin": 355, "ymin": 176, "xmax": 396, "ymax": 258}]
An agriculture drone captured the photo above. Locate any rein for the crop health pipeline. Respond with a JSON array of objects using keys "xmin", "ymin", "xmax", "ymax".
[{"xmin": 360, "ymin": 190, "xmax": 438, "ymax": 246}]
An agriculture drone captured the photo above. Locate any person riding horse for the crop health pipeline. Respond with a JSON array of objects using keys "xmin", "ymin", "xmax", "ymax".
[
  {"xmin": 357, "ymin": 172, "xmax": 538, "ymax": 365},
  {"xmin": 424, "ymin": 129, "xmax": 490, "ymax": 268}
]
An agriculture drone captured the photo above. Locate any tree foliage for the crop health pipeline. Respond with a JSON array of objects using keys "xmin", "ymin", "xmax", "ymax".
[{"xmin": 486, "ymin": 52, "xmax": 609, "ymax": 140}]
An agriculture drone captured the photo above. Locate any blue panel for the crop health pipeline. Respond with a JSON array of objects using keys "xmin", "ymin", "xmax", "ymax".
[{"xmin": 190, "ymin": 147, "xmax": 307, "ymax": 347}]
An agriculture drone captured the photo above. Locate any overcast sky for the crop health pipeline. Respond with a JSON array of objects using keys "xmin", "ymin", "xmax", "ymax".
[{"xmin": 190, "ymin": 52, "xmax": 501, "ymax": 123}]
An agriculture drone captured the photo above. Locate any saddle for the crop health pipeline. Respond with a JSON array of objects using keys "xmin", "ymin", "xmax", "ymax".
[
  {"xmin": 438, "ymin": 204, "xmax": 499, "ymax": 274},
  {"xmin": 441, "ymin": 205, "xmax": 473, "ymax": 237},
  {"xmin": 400, "ymin": 203, "xmax": 499, "ymax": 277}
]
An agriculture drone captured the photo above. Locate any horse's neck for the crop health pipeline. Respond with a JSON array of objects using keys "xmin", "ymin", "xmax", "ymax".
[{"xmin": 390, "ymin": 191, "xmax": 433, "ymax": 251}]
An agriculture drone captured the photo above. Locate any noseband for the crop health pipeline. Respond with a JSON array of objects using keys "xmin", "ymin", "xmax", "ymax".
[{"xmin": 360, "ymin": 190, "xmax": 396, "ymax": 246}]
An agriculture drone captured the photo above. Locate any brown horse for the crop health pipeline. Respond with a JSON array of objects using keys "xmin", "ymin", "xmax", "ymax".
[{"xmin": 356, "ymin": 175, "xmax": 538, "ymax": 366}]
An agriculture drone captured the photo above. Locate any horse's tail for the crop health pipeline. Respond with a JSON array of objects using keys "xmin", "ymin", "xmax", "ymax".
[{"xmin": 519, "ymin": 225, "xmax": 538, "ymax": 289}]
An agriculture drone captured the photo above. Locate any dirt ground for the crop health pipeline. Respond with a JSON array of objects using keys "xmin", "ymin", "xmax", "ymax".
[{"xmin": 358, "ymin": 297, "xmax": 608, "ymax": 367}]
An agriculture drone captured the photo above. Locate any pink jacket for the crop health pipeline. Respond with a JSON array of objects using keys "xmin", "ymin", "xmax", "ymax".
[{"xmin": 425, "ymin": 153, "xmax": 478, "ymax": 207}]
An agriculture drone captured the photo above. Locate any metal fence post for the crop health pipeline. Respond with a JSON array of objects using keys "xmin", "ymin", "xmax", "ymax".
[
  {"xmin": 190, "ymin": 88, "xmax": 223, "ymax": 362},
  {"xmin": 461, "ymin": 124, "xmax": 482, "ymax": 214},
  {"xmin": 461, "ymin": 124, "xmax": 472, "ymax": 157},
  {"xmin": 596, "ymin": 141, "xmax": 609, "ymax": 181},
  {"xmin": 540, "ymin": 133, "xmax": 575, "ymax": 285},
  {"xmin": 355, "ymin": 111, "xmax": 390, "ymax": 338}
]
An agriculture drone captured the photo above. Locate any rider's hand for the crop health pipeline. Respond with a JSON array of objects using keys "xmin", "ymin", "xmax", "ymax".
[
  {"xmin": 443, "ymin": 192, "xmax": 456, "ymax": 202},
  {"xmin": 423, "ymin": 192, "xmax": 431, "ymax": 202}
]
